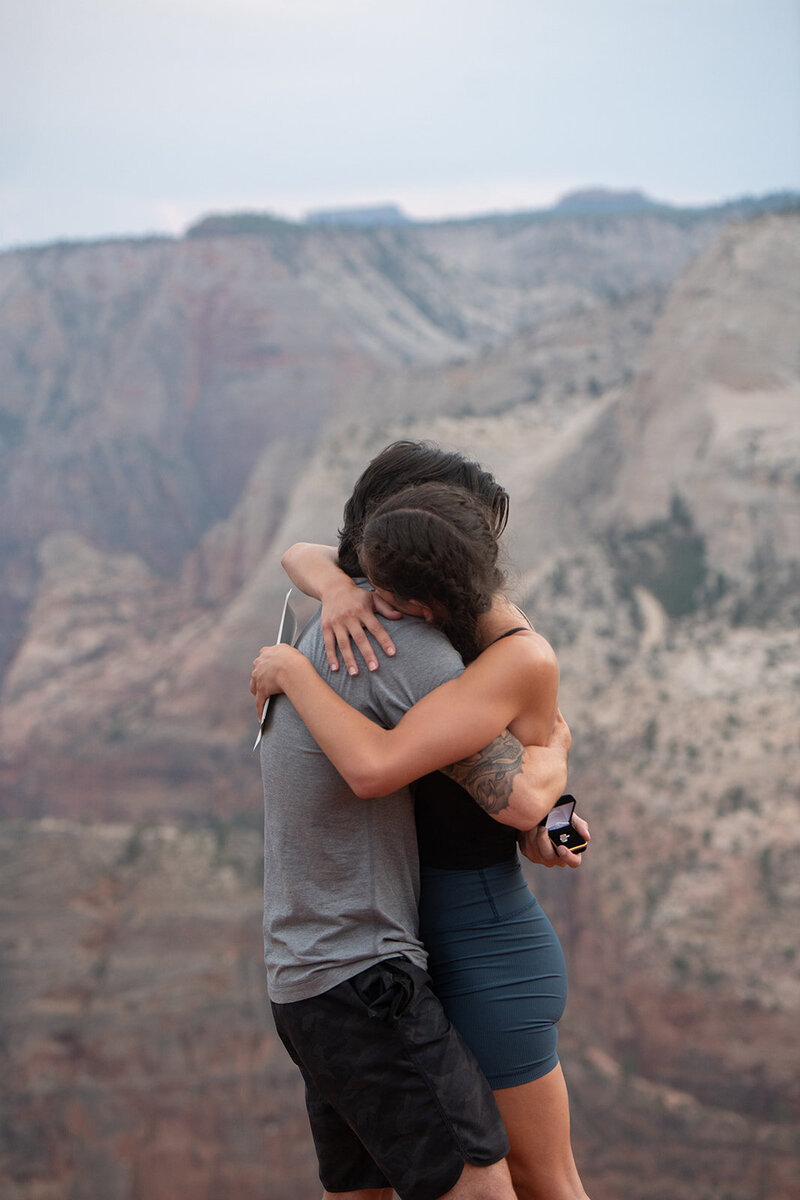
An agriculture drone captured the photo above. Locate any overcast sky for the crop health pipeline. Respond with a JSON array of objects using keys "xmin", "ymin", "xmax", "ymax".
[{"xmin": 2, "ymin": 0, "xmax": 799, "ymax": 249}]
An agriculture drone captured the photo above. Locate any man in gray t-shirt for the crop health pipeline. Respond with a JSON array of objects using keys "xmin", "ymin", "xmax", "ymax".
[{"xmin": 261, "ymin": 601, "xmax": 463, "ymax": 1004}]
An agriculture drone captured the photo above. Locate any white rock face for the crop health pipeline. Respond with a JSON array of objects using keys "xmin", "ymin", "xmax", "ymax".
[{"xmin": 1, "ymin": 207, "xmax": 799, "ymax": 1199}]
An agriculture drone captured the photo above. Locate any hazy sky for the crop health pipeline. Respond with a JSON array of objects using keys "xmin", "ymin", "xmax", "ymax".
[{"xmin": 2, "ymin": 0, "xmax": 799, "ymax": 249}]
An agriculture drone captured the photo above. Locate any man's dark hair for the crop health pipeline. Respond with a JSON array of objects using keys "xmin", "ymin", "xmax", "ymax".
[
  {"xmin": 337, "ymin": 440, "xmax": 509, "ymax": 577},
  {"xmin": 360, "ymin": 483, "xmax": 506, "ymax": 664}
]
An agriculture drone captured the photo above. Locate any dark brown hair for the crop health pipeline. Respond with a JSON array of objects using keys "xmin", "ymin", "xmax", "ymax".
[
  {"xmin": 337, "ymin": 440, "xmax": 509, "ymax": 577},
  {"xmin": 359, "ymin": 482, "xmax": 506, "ymax": 663}
]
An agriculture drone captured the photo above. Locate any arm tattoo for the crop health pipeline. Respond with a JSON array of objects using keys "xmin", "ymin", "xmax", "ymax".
[{"xmin": 440, "ymin": 731, "xmax": 525, "ymax": 814}]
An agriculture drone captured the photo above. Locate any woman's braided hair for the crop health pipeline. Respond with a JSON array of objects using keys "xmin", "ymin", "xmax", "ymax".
[
  {"xmin": 337, "ymin": 440, "xmax": 509, "ymax": 578},
  {"xmin": 359, "ymin": 482, "xmax": 506, "ymax": 664}
]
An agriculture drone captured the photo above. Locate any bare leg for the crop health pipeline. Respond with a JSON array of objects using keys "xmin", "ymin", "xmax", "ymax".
[
  {"xmin": 438, "ymin": 1158, "xmax": 516, "ymax": 1199},
  {"xmin": 323, "ymin": 1160, "xmax": 516, "ymax": 1200},
  {"xmin": 494, "ymin": 1064, "xmax": 589, "ymax": 1200}
]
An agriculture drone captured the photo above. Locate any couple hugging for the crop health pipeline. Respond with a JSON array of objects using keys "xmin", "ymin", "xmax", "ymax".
[{"xmin": 250, "ymin": 440, "xmax": 591, "ymax": 1200}]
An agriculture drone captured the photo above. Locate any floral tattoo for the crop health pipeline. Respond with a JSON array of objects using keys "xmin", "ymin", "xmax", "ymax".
[{"xmin": 440, "ymin": 731, "xmax": 524, "ymax": 814}]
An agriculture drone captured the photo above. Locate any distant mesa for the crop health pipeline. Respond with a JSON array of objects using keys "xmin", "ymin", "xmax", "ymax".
[
  {"xmin": 553, "ymin": 188, "xmax": 664, "ymax": 215},
  {"xmin": 306, "ymin": 204, "xmax": 411, "ymax": 228},
  {"xmin": 184, "ymin": 204, "xmax": 410, "ymax": 238},
  {"xmin": 185, "ymin": 211, "xmax": 301, "ymax": 238}
]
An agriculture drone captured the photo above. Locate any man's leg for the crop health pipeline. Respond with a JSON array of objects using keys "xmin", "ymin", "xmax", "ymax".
[
  {"xmin": 441, "ymin": 1159, "xmax": 515, "ymax": 1199},
  {"xmin": 273, "ymin": 959, "xmax": 514, "ymax": 1200},
  {"xmin": 285, "ymin": 1049, "xmax": 393, "ymax": 1197},
  {"xmin": 322, "ymin": 1157, "xmax": 516, "ymax": 1200}
]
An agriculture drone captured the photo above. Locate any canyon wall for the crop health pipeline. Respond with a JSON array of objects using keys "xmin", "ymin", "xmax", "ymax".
[{"xmin": 1, "ymin": 205, "xmax": 798, "ymax": 1197}]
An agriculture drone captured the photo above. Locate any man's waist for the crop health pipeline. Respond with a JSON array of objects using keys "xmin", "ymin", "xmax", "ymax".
[{"xmin": 264, "ymin": 940, "xmax": 428, "ymax": 1004}]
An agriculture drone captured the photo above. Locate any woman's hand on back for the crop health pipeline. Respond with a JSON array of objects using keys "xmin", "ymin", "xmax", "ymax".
[
  {"xmin": 280, "ymin": 541, "xmax": 402, "ymax": 675},
  {"xmin": 320, "ymin": 578, "xmax": 402, "ymax": 675}
]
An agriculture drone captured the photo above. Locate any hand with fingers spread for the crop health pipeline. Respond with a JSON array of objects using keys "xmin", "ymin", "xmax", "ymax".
[
  {"xmin": 280, "ymin": 541, "xmax": 402, "ymax": 675},
  {"xmin": 320, "ymin": 576, "xmax": 402, "ymax": 675}
]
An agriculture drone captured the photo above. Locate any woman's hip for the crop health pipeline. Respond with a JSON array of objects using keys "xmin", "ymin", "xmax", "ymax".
[
  {"xmin": 418, "ymin": 859, "xmax": 568, "ymax": 1089},
  {"xmin": 419, "ymin": 857, "xmax": 546, "ymax": 932},
  {"xmin": 418, "ymin": 859, "xmax": 566, "ymax": 994}
]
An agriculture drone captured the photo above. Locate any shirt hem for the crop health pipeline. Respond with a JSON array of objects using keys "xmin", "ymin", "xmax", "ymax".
[{"xmin": 267, "ymin": 945, "xmax": 429, "ymax": 1005}]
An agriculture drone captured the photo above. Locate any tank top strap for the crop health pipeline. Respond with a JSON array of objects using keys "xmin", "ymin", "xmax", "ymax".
[{"xmin": 488, "ymin": 625, "xmax": 530, "ymax": 647}]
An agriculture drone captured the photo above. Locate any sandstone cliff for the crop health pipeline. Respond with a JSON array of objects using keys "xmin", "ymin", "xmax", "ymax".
[{"xmin": 1, "ymin": 206, "xmax": 799, "ymax": 1198}]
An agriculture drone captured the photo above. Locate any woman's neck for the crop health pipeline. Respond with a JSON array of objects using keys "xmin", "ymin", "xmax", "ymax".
[{"xmin": 476, "ymin": 594, "xmax": 529, "ymax": 650}]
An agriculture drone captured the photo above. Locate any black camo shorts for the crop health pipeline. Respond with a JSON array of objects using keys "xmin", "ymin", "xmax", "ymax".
[{"xmin": 271, "ymin": 957, "xmax": 509, "ymax": 1200}]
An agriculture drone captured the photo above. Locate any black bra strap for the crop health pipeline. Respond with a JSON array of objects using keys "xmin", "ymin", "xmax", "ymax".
[{"xmin": 489, "ymin": 625, "xmax": 530, "ymax": 646}]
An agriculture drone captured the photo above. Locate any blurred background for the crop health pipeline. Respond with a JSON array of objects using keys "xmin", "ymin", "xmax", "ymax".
[{"xmin": 1, "ymin": 2, "xmax": 799, "ymax": 1197}]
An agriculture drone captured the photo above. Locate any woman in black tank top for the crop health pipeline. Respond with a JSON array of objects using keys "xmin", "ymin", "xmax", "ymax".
[
  {"xmin": 414, "ymin": 625, "xmax": 531, "ymax": 869},
  {"xmin": 266, "ymin": 478, "xmax": 591, "ymax": 1200}
]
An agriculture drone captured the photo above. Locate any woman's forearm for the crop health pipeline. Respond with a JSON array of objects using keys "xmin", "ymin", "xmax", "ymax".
[
  {"xmin": 440, "ymin": 721, "xmax": 570, "ymax": 831},
  {"xmin": 268, "ymin": 644, "xmax": 524, "ymax": 799},
  {"xmin": 509, "ymin": 742, "xmax": 569, "ymax": 827},
  {"xmin": 271, "ymin": 647, "xmax": 422, "ymax": 797},
  {"xmin": 281, "ymin": 543, "xmax": 345, "ymax": 601},
  {"xmin": 505, "ymin": 709, "xmax": 571, "ymax": 827},
  {"xmin": 268, "ymin": 645, "xmax": 568, "ymax": 822},
  {"xmin": 254, "ymin": 629, "xmax": 563, "ymax": 805}
]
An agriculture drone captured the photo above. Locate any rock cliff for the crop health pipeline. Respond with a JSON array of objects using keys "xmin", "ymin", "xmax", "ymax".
[{"xmin": 1, "ymin": 206, "xmax": 799, "ymax": 1198}]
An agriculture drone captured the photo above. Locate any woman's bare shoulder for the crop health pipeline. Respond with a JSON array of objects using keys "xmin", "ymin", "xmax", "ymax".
[
  {"xmin": 514, "ymin": 633, "xmax": 559, "ymax": 697},
  {"xmin": 523, "ymin": 628, "xmax": 558, "ymax": 666},
  {"xmin": 483, "ymin": 627, "xmax": 558, "ymax": 669},
  {"xmin": 471, "ymin": 629, "xmax": 558, "ymax": 703}
]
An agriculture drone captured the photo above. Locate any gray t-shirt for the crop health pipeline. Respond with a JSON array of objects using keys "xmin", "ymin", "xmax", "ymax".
[{"xmin": 261, "ymin": 597, "xmax": 463, "ymax": 1004}]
